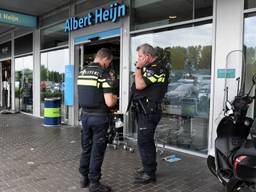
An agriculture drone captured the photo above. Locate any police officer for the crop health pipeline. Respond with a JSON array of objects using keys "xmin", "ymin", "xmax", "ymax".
[
  {"xmin": 78, "ymin": 48, "xmax": 117, "ymax": 192},
  {"xmin": 132, "ymin": 43, "xmax": 168, "ymax": 184}
]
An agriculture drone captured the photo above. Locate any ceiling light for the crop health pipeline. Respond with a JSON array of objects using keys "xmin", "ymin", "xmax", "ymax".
[{"xmin": 169, "ymin": 16, "xmax": 177, "ymax": 19}]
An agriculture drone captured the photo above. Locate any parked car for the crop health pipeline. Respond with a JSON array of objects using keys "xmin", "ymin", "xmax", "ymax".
[
  {"xmin": 198, "ymin": 84, "xmax": 210, "ymax": 101},
  {"xmin": 167, "ymin": 82, "xmax": 183, "ymax": 92},
  {"xmin": 167, "ymin": 84, "xmax": 198, "ymax": 98},
  {"xmin": 165, "ymin": 84, "xmax": 198, "ymax": 105},
  {"xmin": 195, "ymin": 74, "xmax": 211, "ymax": 85},
  {"xmin": 177, "ymin": 78, "xmax": 195, "ymax": 84}
]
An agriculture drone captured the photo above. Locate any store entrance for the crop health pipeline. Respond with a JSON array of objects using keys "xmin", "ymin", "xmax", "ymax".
[
  {"xmin": 1, "ymin": 60, "xmax": 12, "ymax": 109},
  {"xmin": 77, "ymin": 37, "xmax": 120, "ymax": 120}
]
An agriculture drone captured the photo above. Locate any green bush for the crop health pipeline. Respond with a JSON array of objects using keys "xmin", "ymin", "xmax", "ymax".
[{"xmin": 41, "ymin": 90, "xmax": 63, "ymax": 101}]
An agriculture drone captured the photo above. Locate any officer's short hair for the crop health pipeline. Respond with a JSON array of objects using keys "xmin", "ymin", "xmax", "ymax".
[
  {"xmin": 95, "ymin": 48, "xmax": 113, "ymax": 61},
  {"xmin": 137, "ymin": 43, "xmax": 156, "ymax": 57}
]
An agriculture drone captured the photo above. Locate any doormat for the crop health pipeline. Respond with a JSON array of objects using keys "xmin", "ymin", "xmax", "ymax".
[{"xmin": 162, "ymin": 154, "xmax": 181, "ymax": 163}]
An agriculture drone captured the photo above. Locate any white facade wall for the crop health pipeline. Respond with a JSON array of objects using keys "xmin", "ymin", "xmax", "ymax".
[{"xmin": 208, "ymin": 0, "xmax": 244, "ymax": 154}]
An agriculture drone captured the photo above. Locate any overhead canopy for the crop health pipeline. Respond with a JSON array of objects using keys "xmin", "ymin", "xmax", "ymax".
[{"xmin": 0, "ymin": 0, "xmax": 73, "ymax": 35}]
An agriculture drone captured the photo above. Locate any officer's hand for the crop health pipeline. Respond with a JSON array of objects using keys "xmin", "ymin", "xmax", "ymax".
[
  {"xmin": 136, "ymin": 55, "xmax": 148, "ymax": 68},
  {"xmin": 113, "ymin": 95, "xmax": 118, "ymax": 105}
]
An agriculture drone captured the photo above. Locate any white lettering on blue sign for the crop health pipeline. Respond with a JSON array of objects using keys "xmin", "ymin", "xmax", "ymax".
[{"xmin": 64, "ymin": 3, "xmax": 126, "ymax": 32}]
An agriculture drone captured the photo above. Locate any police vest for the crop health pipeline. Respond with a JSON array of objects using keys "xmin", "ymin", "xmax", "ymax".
[
  {"xmin": 77, "ymin": 63, "xmax": 113, "ymax": 113},
  {"xmin": 133, "ymin": 60, "xmax": 168, "ymax": 103}
]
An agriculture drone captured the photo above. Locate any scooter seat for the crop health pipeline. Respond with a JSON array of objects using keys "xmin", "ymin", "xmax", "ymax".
[{"xmin": 234, "ymin": 140, "xmax": 256, "ymax": 158}]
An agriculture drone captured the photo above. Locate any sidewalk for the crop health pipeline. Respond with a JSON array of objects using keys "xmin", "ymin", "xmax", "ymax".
[{"xmin": 0, "ymin": 113, "xmax": 222, "ymax": 192}]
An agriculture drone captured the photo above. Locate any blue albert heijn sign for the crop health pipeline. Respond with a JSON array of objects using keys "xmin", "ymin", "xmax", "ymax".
[
  {"xmin": 64, "ymin": 65, "xmax": 74, "ymax": 106},
  {"xmin": 64, "ymin": 3, "xmax": 127, "ymax": 32},
  {"xmin": 0, "ymin": 9, "xmax": 37, "ymax": 28}
]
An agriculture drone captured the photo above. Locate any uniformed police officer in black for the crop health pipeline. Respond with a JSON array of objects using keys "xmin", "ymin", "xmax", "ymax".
[
  {"xmin": 78, "ymin": 48, "xmax": 117, "ymax": 192},
  {"xmin": 132, "ymin": 43, "xmax": 168, "ymax": 184}
]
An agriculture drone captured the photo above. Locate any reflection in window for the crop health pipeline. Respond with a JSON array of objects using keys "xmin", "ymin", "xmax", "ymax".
[
  {"xmin": 130, "ymin": 22, "xmax": 212, "ymax": 153},
  {"xmin": 195, "ymin": 0, "xmax": 213, "ymax": 18},
  {"xmin": 15, "ymin": 55, "xmax": 33, "ymax": 113},
  {"xmin": 41, "ymin": 23, "xmax": 68, "ymax": 50},
  {"xmin": 131, "ymin": 0, "xmax": 213, "ymax": 30},
  {"xmin": 245, "ymin": 0, "xmax": 256, "ymax": 9},
  {"xmin": 15, "ymin": 33, "xmax": 33, "ymax": 56},
  {"xmin": 40, "ymin": 49, "xmax": 69, "ymax": 118},
  {"xmin": 244, "ymin": 13, "xmax": 256, "ymax": 117}
]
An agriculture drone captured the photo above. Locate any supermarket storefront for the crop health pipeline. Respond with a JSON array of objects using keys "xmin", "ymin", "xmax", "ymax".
[{"xmin": 0, "ymin": 0, "xmax": 255, "ymax": 156}]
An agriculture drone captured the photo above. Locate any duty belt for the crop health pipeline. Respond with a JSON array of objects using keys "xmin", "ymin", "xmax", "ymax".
[
  {"xmin": 134, "ymin": 99, "xmax": 161, "ymax": 115},
  {"xmin": 82, "ymin": 107, "xmax": 108, "ymax": 114}
]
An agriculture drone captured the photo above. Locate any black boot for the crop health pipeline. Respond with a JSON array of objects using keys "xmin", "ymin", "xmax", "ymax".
[
  {"xmin": 89, "ymin": 182, "xmax": 111, "ymax": 192},
  {"xmin": 134, "ymin": 173, "xmax": 156, "ymax": 184},
  {"xmin": 80, "ymin": 176, "xmax": 89, "ymax": 188}
]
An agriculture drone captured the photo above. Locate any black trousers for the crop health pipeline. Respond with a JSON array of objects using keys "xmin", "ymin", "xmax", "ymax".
[
  {"xmin": 136, "ymin": 112, "xmax": 162, "ymax": 176},
  {"xmin": 79, "ymin": 112, "xmax": 109, "ymax": 183}
]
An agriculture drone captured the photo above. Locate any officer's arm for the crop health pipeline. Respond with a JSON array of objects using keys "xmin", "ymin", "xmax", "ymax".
[
  {"xmin": 104, "ymin": 93, "xmax": 117, "ymax": 107},
  {"xmin": 135, "ymin": 68, "xmax": 146, "ymax": 90},
  {"xmin": 100, "ymin": 72, "xmax": 118, "ymax": 108}
]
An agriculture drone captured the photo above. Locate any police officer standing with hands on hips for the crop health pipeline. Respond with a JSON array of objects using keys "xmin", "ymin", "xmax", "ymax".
[
  {"xmin": 132, "ymin": 43, "xmax": 168, "ymax": 184},
  {"xmin": 77, "ymin": 48, "xmax": 117, "ymax": 192}
]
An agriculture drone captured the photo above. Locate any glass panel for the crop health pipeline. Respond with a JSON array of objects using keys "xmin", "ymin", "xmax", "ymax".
[
  {"xmin": 14, "ymin": 33, "xmax": 33, "ymax": 56},
  {"xmin": 40, "ymin": 49, "xmax": 69, "ymax": 120},
  {"xmin": 0, "ymin": 41, "xmax": 11, "ymax": 59},
  {"xmin": 245, "ymin": 0, "xmax": 256, "ymax": 9},
  {"xmin": 131, "ymin": 0, "xmax": 193, "ymax": 31},
  {"xmin": 41, "ymin": 23, "xmax": 68, "ymax": 50},
  {"xmin": 15, "ymin": 55, "xmax": 33, "ymax": 113},
  {"xmin": 130, "ymin": 22, "xmax": 212, "ymax": 153},
  {"xmin": 75, "ymin": 0, "xmax": 109, "ymax": 15},
  {"xmin": 195, "ymin": 0, "xmax": 213, "ymax": 18},
  {"xmin": 131, "ymin": 0, "xmax": 213, "ymax": 31},
  {"xmin": 244, "ymin": 13, "xmax": 256, "ymax": 117}
]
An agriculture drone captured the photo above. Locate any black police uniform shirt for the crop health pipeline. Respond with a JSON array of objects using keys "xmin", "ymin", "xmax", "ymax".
[
  {"xmin": 133, "ymin": 59, "xmax": 167, "ymax": 103},
  {"xmin": 77, "ymin": 63, "xmax": 114, "ymax": 113}
]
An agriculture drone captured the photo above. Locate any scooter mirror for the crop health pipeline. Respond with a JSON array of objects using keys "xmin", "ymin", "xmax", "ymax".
[
  {"xmin": 252, "ymin": 74, "xmax": 256, "ymax": 84},
  {"xmin": 226, "ymin": 101, "xmax": 232, "ymax": 110}
]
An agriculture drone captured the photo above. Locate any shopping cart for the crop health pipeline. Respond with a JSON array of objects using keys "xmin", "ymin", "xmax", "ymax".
[{"xmin": 107, "ymin": 112, "xmax": 135, "ymax": 153}]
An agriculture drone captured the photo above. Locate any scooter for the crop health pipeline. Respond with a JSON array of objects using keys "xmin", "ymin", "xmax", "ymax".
[{"xmin": 207, "ymin": 73, "xmax": 256, "ymax": 192}]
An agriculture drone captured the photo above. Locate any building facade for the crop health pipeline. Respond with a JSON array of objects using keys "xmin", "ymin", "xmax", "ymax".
[{"xmin": 0, "ymin": 0, "xmax": 255, "ymax": 156}]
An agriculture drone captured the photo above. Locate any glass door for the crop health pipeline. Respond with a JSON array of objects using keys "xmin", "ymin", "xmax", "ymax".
[
  {"xmin": 244, "ymin": 12, "xmax": 256, "ymax": 118},
  {"xmin": 40, "ymin": 49, "xmax": 69, "ymax": 122},
  {"xmin": 1, "ymin": 60, "xmax": 12, "ymax": 109},
  {"xmin": 76, "ymin": 37, "xmax": 121, "ymax": 123}
]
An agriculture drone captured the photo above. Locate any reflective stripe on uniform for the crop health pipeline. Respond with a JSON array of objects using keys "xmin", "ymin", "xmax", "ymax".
[
  {"xmin": 143, "ymin": 73, "xmax": 166, "ymax": 83},
  {"xmin": 147, "ymin": 76, "xmax": 157, "ymax": 83},
  {"xmin": 102, "ymin": 82, "xmax": 111, "ymax": 88},
  {"xmin": 144, "ymin": 74, "xmax": 165, "ymax": 83},
  {"xmin": 158, "ymin": 77, "xmax": 165, "ymax": 82},
  {"xmin": 77, "ymin": 79, "xmax": 98, "ymax": 86},
  {"xmin": 98, "ymin": 78, "xmax": 106, "ymax": 82},
  {"xmin": 154, "ymin": 74, "xmax": 165, "ymax": 78},
  {"xmin": 78, "ymin": 75, "xmax": 98, "ymax": 79}
]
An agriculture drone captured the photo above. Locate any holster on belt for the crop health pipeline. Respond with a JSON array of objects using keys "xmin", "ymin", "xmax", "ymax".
[{"xmin": 134, "ymin": 98, "xmax": 161, "ymax": 115}]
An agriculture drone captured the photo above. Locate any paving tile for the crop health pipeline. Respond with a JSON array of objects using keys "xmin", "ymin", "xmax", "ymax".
[{"xmin": 0, "ymin": 114, "xmax": 223, "ymax": 192}]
